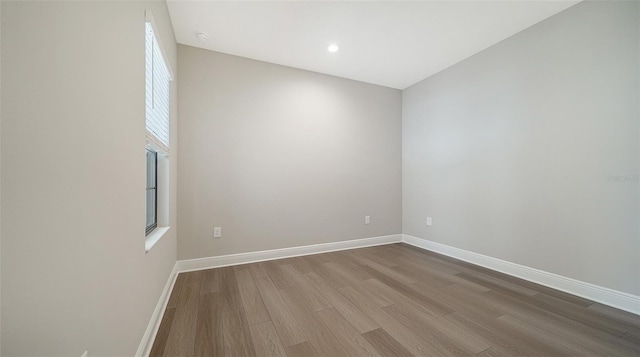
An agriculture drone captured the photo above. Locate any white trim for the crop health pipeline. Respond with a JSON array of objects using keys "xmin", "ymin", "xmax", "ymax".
[
  {"xmin": 136, "ymin": 232, "xmax": 639, "ymax": 356},
  {"xmin": 136, "ymin": 263, "xmax": 178, "ymax": 357},
  {"xmin": 144, "ymin": 10, "xmax": 174, "ymax": 81},
  {"xmin": 145, "ymin": 226, "xmax": 170, "ymax": 253},
  {"xmin": 146, "ymin": 135, "xmax": 170, "ymax": 158},
  {"xmin": 136, "ymin": 234, "xmax": 401, "ymax": 356},
  {"xmin": 176, "ymin": 234, "xmax": 403, "ymax": 273},
  {"xmin": 402, "ymin": 234, "xmax": 640, "ymax": 316}
]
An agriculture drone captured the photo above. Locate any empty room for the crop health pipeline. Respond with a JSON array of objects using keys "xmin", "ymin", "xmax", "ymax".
[{"xmin": 1, "ymin": 0, "xmax": 639, "ymax": 356}]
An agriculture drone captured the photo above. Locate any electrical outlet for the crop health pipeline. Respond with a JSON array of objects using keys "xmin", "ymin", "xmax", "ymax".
[
  {"xmin": 426, "ymin": 217, "xmax": 432, "ymax": 226},
  {"xmin": 365, "ymin": 215, "xmax": 371, "ymax": 225},
  {"xmin": 213, "ymin": 227, "xmax": 222, "ymax": 238}
]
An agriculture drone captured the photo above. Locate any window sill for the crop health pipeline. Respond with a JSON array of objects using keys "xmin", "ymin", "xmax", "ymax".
[{"xmin": 145, "ymin": 226, "xmax": 170, "ymax": 253}]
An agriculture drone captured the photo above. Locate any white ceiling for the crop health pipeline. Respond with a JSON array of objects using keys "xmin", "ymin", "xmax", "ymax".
[{"xmin": 167, "ymin": 1, "xmax": 580, "ymax": 89}]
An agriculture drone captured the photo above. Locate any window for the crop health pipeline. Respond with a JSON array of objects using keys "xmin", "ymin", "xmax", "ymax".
[
  {"xmin": 145, "ymin": 149, "xmax": 158, "ymax": 235},
  {"xmin": 145, "ymin": 12, "xmax": 172, "ymax": 242},
  {"xmin": 145, "ymin": 20, "xmax": 170, "ymax": 153}
]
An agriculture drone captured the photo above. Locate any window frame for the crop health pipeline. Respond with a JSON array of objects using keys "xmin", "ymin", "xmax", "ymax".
[
  {"xmin": 144, "ymin": 10, "xmax": 173, "ymax": 249},
  {"xmin": 145, "ymin": 149, "xmax": 158, "ymax": 236},
  {"xmin": 145, "ymin": 20, "xmax": 172, "ymax": 154}
]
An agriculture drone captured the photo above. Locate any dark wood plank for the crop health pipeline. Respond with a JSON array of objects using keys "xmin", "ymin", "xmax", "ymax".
[
  {"xmin": 476, "ymin": 345, "xmax": 528, "ymax": 357},
  {"xmin": 254, "ymin": 275, "xmax": 307, "ymax": 347},
  {"xmin": 183, "ymin": 270, "xmax": 203, "ymax": 284},
  {"xmin": 194, "ymin": 293, "xmax": 224, "ymax": 357},
  {"xmin": 248, "ymin": 261, "xmax": 269, "ymax": 279},
  {"xmin": 249, "ymin": 321, "xmax": 287, "ymax": 357},
  {"xmin": 587, "ymin": 303, "xmax": 640, "ymax": 327},
  {"xmin": 218, "ymin": 266, "xmax": 242, "ymax": 313},
  {"xmin": 352, "ymin": 280, "xmax": 395, "ymax": 308},
  {"xmin": 166, "ymin": 273, "xmax": 186, "ymax": 309},
  {"xmin": 517, "ymin": 292, "xmax": 631, "ymax": 336},
  {"xmin": 439, "ymin": 284, "xmax": 505, "ymax": 320},
  {"xmin": 443, "ymin": 312, "xmax": 527, "ymax": 356},
  {"xmin": 500, "ymin": 276, "xmax": 593, "ymax": 308},
  {"xmin": 363, "ymin": 278, "xmax": 453, "ymax": 317},
  {"xmin": 395, "ymin": 260, "xmax": 491, "ymax": 293},
  {"xmin": 362, "ymin": 328, "xmax": 413, "ymax": 357},
  {"xmin": 456, "ymin": 271, "xmax": 539, "ymax": 297},
  {"xmin": 349, "ymin": 252, "xmax": 416, "ymax": 285},
  {"xmin": 339, "ymin": 285, "xmax": 457, "ymax": 356},
  {"xmin": 200, "ymin": 268, "xmax": 220, "ymax": 294},
  {"xmin": 285, "ymin": 341, "xmax": 319, "ymax": 357},
  {"xmin": 289, "ymin": 255, "xmax": 318, "ymax": 274},
  {"xmin": 163, "ymin": 280, "xmax": 201, "ymax": 356},
  {"xmin": 442, "ymin": 311, "xmax": 529, "ymax": 357},
  {"xmin": 474, "ymin": 279, "xmax": 639, "ymax": 354},
  {"xmin": 303, "ymin": 271, "xmax": 379, "ymax": 333},
  {"xmin": 151, "ymin": 244, "xmax": 640, "ymax": 356},
  {"xmin": 624, "ymin": 326, "xmax": 640, "ymax": 345},
  {"xmin": 279, "ymin": 287, "xmax": 362, "ymax": 357},
  {"xmin": 477, "ymin": 290, "xmax": 640, "ymax": 356},
  {"xmin": 149, "ymin": 308, "xmax": 175, "ymax": 357},
  {"xmin": 350, "ymin": 247, "xmax": 399, "ymax": 268},
  {"xmin": 495, "ymin": 314, "xmax": 597, "ymax": 355},
  {"xmin": 313, "ymin": 263, "xmax": 351, "ymax": 289},
  {"xmin": 223, "ymin": 309, "xmax": 256, "ymax": 357},
  {"xmin": 384, "ymin": 301, "xmax": 491, "ymax": 354},
  {"xmin": 381, "ymin": 303, "xmax": 474, "ymax": 356},
  {"xmin": 236, "ymin": 268, "xmax": 270, "ymax": 325},
  {"xmin": 315, "ymin": 308, "xmax": 382, "ymax": 357},
  {"xmin": 279, "ymin": 264, "xmax": 332, "ymax": 311},
  {"xmin": 322, "ymin": 261, "xmax": 371, "ymax": 287},
  {"xmin": 263, "ymin": 260, "xmax": 296, "ymax": 289},
  {"xmin": 361, "ymin": 267, "xmax": 456, "ymax": 317}
]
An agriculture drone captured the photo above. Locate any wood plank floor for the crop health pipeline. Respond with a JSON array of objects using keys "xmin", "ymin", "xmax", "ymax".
[{"xmin": 150, "ymin": 243, "xmax": 640, "ymax": 356}]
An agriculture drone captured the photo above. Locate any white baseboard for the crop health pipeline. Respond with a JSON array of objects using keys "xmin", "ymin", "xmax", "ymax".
[
  {"xmin": 402, "ymin": 234, "xmax": 640, "ymax": 315},
  {"xmin": 136, "ymin": 264, "xmax": 179, "ymax": 357},
  {"xmin": 176, "ymin": 234, "xmax": 403, "ymax": 273},
  {"xmin": 137, "ymin": 232, "xmax": 638, "ymax": 355},
  {"xmin": 136, "ymin": 234, "xmax": 401, "ymax": 356}
]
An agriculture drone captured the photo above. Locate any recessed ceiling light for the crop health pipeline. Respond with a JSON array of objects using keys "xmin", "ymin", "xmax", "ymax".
[
  {"xmin": 327, "ymin": 44, "xmax": 339, "ymax": 53},
  {"xmin": 196, "ymin": 32, "xmax": 209, "ymax": 42}
]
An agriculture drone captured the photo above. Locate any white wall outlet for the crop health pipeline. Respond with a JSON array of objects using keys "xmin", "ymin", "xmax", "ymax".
[
  {"xmin": 426, "ymin": 217, "xmax": 432, "ymax": 226},
  {"xmin": 365, "ymin": 215, "xmax": 371, "ymax": 225},
  {"xmin": 213, "ymin": 226, "xmax": 222, "ymax": 238}
]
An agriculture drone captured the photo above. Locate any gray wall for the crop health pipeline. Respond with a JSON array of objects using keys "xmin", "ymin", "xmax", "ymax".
[
  {"xmin": 403, "ymin": 0, "xmax": 639, "ymax": 295},
  {"xmin": 178, "ymin": 46, "xmax": 402, "ymax": 260},
  {"xmin": 1, "ymin": 1, "xmax": 178, "ymax": 355},
  {"xmin": 0, "ymin": 1, "xmax": 3, "ymax": 352}
]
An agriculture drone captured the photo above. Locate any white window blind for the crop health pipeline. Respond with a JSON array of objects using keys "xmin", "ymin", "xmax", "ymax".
[{"xmin": 145, "ymin": 21, "xmax": 171, "ymax": 154}]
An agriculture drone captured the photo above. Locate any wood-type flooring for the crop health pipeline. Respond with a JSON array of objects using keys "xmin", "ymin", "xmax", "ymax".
[{"xmin": 150, "ymin": 243, "xmax": 640, "ymax": 356}]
